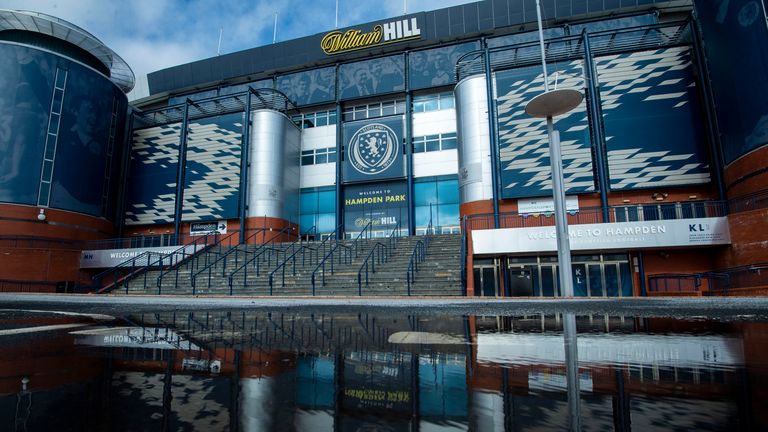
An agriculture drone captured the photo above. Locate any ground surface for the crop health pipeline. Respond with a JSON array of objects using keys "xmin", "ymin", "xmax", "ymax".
[{"xmin": 1, "ymin": 293, "xmax": 767, "ymax": 320}]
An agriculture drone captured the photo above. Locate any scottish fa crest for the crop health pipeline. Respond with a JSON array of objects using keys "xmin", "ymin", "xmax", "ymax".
[{"xmin": 348, "ymin": 123, "xmax": 399, "ymax": 175}]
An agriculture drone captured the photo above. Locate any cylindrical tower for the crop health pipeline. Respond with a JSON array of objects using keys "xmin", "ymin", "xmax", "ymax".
[{"xmin": 0, "ymin": 10, "xmax": 134, "ymax": 288}]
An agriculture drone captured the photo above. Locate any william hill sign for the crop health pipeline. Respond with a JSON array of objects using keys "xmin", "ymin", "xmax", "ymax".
[{"xmin": 321, "ymin": 17, "xmax": 422, "ymax": 55}]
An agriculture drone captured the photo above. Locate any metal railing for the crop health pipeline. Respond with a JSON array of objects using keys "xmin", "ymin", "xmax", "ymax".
[
  {"xmin": 648, "ymin": 263, "xmax": 768, "ymax": 295},
  {"xmin": 226, "ymin": 226, "xmax": 301, "ymax": 294},
  {"xmin": 311, "ymin": 222, "xmax": 371, "ymax": 295},
  {"xmin": 729, "ymin": 190, "xmax": 768, "ymax": 213},
  {"xmin": 189, "ymin": 229, "xmax": 273, "ymax": 294},
  {"xmin": 0, "ymin": 279, "xmax": 58, "ymax": 293},
  {"xmin": 406, "ymin": 219, "xmax": 433, "ymax": 296},
  {"xmin": 463, "ymin": 200, "xmax": 727, "ymax": 231},
  {"xmin": 159, "ymin": 231, "xmax": 240, "ymax": 294},
  {"xmin": 95, "ymin": 232, "xmax": 220, "ymax": 294},
  {"xmin": 357, "ymin": 224, "xmax": 400, "ymax": 295},
  {"xmin": 268, "ymin": 232, "xmax": 322, "ymax": 294}
]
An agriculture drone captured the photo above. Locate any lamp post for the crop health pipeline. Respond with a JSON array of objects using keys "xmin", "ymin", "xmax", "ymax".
[{"xmin": 524, "ymin": 0, "xmax": 582, "ymax": 298}]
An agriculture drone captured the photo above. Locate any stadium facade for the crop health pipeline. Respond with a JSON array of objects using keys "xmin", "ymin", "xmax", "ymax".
[{"xmin": 1, "ymin": 1, "xmax": 767, "ymax": 296}]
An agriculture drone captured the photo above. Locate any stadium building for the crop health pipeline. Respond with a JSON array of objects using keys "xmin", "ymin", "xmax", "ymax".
[{"xmin": 1, "ymin": 1, "xmax": 767, "ymax": 297}]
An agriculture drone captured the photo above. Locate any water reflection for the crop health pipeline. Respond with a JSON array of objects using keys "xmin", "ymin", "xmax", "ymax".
[{"xmin": 0, "ymin": 310, "xmax": 765, "ymax": 431}]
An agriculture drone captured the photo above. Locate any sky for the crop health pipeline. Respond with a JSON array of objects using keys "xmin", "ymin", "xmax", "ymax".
[{"xmin": 0, "ymin": 0, "xmax": 477, "ymax": 99}]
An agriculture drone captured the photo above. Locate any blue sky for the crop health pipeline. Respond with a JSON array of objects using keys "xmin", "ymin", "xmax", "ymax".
[{"xmin": 0, "ymin": 0, "xmax": 476, "ymax": 98}]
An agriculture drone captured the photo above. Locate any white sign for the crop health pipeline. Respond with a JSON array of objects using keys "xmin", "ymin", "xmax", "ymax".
[
  {"xmin": 79, "ymin": 244, "xmax": 204, "ymax": 268},
  {"xmin": 472, "ymin": 217, "xmax": 731, "ymax": 254},
  {"xmin": 477, "ymin": 333, "xmax": 744, "ymax": 367},
  {"xmin": 518, "ymin": 196, "xmax": 579, "ymax": 215},
  {"xmin": 190, "ymin": 220, "xmax": 227, "ymax": 236},
  {"xmin": 72, "ymin": 327, "xmax": 201, "ymax": 350}
]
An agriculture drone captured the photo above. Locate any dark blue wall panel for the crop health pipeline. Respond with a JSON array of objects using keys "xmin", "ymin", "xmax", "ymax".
[
  {"xmin": 695, "ymin": 0, "xmax": 768, "ymax": 164},
  {"xmin": 595, "ymin": 47, "xmax": 711, "ymax": 189},
  {"xmin": 495, "ymin": 61, "xmax": 595, "ymax": 199},
  {"xmin": 0, "ymin": 44, "xmax": 53, "ymax": 206}
]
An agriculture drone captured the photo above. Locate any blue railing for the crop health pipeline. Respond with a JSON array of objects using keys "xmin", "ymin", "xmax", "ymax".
[
  {"xmin": 311, "ymin": 222, "xmax": 370, "ymax": 295},
  {"xmin": 220, "ymin": 226, "xmax": 294, "ymax": 294},
  {"xmin": 406, "ymin": 219, "xmax": 433, "ymax": 296},
  {"xmin": 189, "ymin": 229, "xmax": 271, "ymax": 293},
  {"xmin": 459, "ymin": 215, "xmax": 468, "ymax": 296},
  {"xmin": 268, "ymin": 233, "xmax": 321, "ymax": 294},
  {"xmin": 159, "ymin": 231, "xmax": 240, "ymax": 294},
  {"xmin": 95, "ymin": 233, "xmax": 219, "ymax": 294},
  {"xmin": 648, "ymin": 262, "xmax": 768, "ymax": 295},
  {"xmin": 356, "ymin": 224, "xmax": 400, "ymax": 295}
]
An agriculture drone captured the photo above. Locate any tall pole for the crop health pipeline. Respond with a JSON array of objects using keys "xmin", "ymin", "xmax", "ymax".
[
  {"xmin": 273, "ymin": 12, "xmax": 278, "ymax": 44},
  {"xmin": 335, "ymin": 0, "xmax": 339, "ymax": 29},
  {"xmin": 534, "ymin": 0, "xmax": 574, "ymax": 297}
]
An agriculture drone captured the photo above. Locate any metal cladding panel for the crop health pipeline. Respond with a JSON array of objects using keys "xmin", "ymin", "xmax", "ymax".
[
  {"xmin": 181, "ymin": 114, "xmax": 243, "ymax": 222},
  {"xmin": 124, "ymin": 124, "xmax": 181, "ymax": 225},
  {"xmin": 596, "ymin": 47, "xmax": 711, "ymax": 190},
  {"xmin": 695, "ymin": 0, "xmax": 768, "ymax": 164},
  {"xmin": 247, "ymin": 110, "xmax": 300, "ymax": 221},
  {"xmin": 147, "ymin": 1, "xmax": 669, "ymax": 95},
  {"xmin": 455, "ymin": 75, "xmax": 493, "ymax": 204},
  {"xmin": 495, "ymin": 62, "xmax": 594, "ymax": 198}
]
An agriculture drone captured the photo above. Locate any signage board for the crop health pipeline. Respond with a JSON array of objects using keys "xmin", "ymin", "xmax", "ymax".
[
  {"xmin": 321, "ymin": 15, "xmax": 423, "ymax": 55},
  {"xmin": 343, "ymin": 116, "xmax": 405, "ymax": 183},
  {"xmin": 472, "ymin": 217, "xmax": 731, "ymax": 254},
  {"xmin": 518, "ymin": 196, "xmax": 579, "ymax": 215},
  {"xmin": 344, "ymin": 182, "xmax": 408, "ymax": 232},
  {"xmin": 190, "ymin": 220, "xmax": 227, "ymax": 236},
  {"xmin": 80, "ymin": 244, "xmax": 204, "ymax": 268}
]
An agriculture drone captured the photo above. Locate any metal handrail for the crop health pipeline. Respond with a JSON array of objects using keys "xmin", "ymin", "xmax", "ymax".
[
  {"xmin": 406, "ymin": 219, "xmax": 433, "ymax": 296},
  {"xmin": 95, "ymin": 233, "xmax": 218, "ymax": 294},
  {"xmin": 356, "ymin": 242, "xmax": 388, "ymax": 296},
  {"xmin": 94, "ymin": 251, "xmax": 170, "ymax": 294},
  {"xmin": 459, "ymin": 215, "xmax": 468, "ymax": 296},
  {"xmin": 648, "ymin": 262, "xmax": 768, "ymax": 295},
  {"xmin": 159, "ymin": 231, "xmax": 239, "ymax": 293},
  {"xmin": 189, "ymin": 229, "xmax": 270, "ymax": 293},
  {"xmin": 310, "ymin": 225, "xmax": 360, "ymax": 295},
  {"xmin": 225, "ymin": 226, "xmax": 296, "ymax": 294},
  {"xmin": 356, "ymin": 223, "xmax": 400, "ymax": 295},
  {"xmin": 268, "ymin": 244, "xmax": 317, "ymax": 295},
  {"xmin": 463, "ymin": 200, "xmax": 728, "ymax": 231}
]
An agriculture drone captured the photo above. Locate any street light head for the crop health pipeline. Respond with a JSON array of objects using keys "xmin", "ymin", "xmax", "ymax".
[{"xmin": 525, "ymin": 89, "xmax": 583, "ymax": 118}]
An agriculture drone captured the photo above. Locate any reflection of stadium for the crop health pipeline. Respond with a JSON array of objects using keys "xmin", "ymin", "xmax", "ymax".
[
  {"xmin": 2, "ymin": 2, "xmax": 768, "ymax": 297},
  {"xmin": 0, "ymin": 312, "xmax": 765, "ymax": 429}
]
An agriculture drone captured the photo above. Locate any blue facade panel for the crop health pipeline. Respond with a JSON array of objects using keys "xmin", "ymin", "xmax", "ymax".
[
  {"xmin": 695, "ymin": 0, "xmax": 768, "ymax": 164},
  {"xmin": 596, "ymin": 47, "xmax": 711, "ymax": 190},
  {"xmin": 0, "ymin": 43, "xmax": 127, "ymax": 219},
  {"xmin": 125, "ymin": 124, "xmax": 181, "ymax": 225},
  {"xmin": 181, "ymin": 114, "xmax": 242, "ymax": 222},
  {"xmin": 495, "ymin": 62, "xmax": 595, "ymax": 199},
  {"xmin": 0, "ymin": 44, "xmax": 53, "ymax": 206}
]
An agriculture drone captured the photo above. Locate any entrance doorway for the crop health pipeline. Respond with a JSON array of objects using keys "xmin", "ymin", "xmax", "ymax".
[
  {"xmin": 472, "ymin": 259, "xmax": 499, "ymax": 297},
  {"xmin": 506, "ymin": 254, "xmax": 633, "ymax": 297}
]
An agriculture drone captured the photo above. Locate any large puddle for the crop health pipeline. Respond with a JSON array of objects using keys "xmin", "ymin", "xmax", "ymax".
[{"xmin": 0, "ymin": 309, "xmax": 765, "ymax": 431}]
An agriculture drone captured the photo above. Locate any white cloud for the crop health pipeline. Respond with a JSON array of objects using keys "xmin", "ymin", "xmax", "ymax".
[{"xmin": 0, "ymin": 0, "xmax": 477, "ymax": 99}]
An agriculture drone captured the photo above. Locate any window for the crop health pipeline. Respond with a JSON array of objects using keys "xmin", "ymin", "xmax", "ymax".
[
  {"xmin": 300, "ymin": 147, "xmax": 337, "ymax": 166},
  {"xmin": 414, "ymin": 176, "xmax": 460, "ymax": 234},
  {"xmin": 342, "ymin": 100, "xmax": 406, "ymax": 122},
  {"xmin": 412, "ymin": 92, "xmax": 455, "ymax": 113},
  {"xmin": 291, "ymin": 110, "xmax": 337, "ymax": 129},
  {"xmin": 300, "ymin": 187, "xmax": 337, "ymax": 236},
  {"xmin": 412, "ymin": 132, "xmax": 458, "ymax": 153}
]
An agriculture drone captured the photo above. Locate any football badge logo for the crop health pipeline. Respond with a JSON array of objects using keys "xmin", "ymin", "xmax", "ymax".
[{"xmin": 348, "ymin": 123, "xmax": 398, "ymax": 175}]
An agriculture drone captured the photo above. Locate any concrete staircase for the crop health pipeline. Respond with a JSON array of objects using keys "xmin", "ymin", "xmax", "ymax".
[{"xmin": 116, "ymin": 234, "xmax": 463, "ymax": 297}]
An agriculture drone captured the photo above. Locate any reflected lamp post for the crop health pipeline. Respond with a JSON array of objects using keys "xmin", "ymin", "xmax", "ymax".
[{"xmin": 524, "ymin": 0, "xmax": 583, "ymax": 297}]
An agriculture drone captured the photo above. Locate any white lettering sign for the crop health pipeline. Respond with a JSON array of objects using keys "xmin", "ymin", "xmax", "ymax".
[
  {"xmin": 518, "ymin": 196, "xmax": 579, "ymax": 215},
  {"xmin": 79, "ymin": 245, "xmax": 204, "ymax": 268},
  {"xmin": 472, "ymin": 217, "xmax": 731, "ymax": 254}
]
